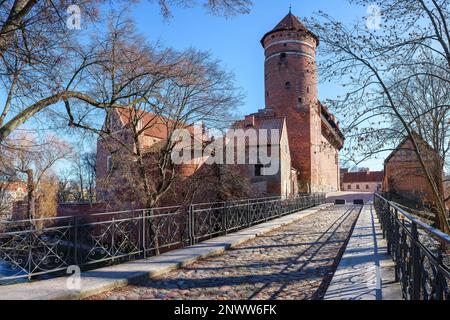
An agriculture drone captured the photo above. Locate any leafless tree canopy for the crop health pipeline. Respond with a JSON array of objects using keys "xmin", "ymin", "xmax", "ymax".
[
  {"xmin": 0, "ymin": 1, "xmax": 251, "ymax": 143},
  {"xmin": 2, "ymin": 133, "xmax": 70, "ymax": 219},
  {"xmin": 306, "ymin": 0, "xmax": 450, "ymax": 232},
  {"xmin": 151, "ymin": 0, "xmax": 252, "ymax": 18}
]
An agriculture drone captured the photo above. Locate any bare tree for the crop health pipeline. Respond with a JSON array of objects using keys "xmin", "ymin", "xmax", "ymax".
[
  {"xmin": 307, "ymin": 0, "xmax": 450, "ymax": 232},
  {"xmin": 152, "ymin": 0, "xmax": 252, "ymax": 18},
  {"xmin": 97, "ymin": 47, "xmax": 242, "ymax": 210},
  {"xmin": 67, "ymin": 151, "xmax": 96, "ymax": 204},
  {"xmin": 0, "ymin": 1, "xmax": 252, "ymax": 143},
  {"xmin": 3, "ymin": 133, "xmax": 71, "ymax": 219},
  {"xmin": 0, "ymin": 150, "xmax": 17, "ymax": 218}
]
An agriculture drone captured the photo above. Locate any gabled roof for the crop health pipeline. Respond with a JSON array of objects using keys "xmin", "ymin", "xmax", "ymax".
[
  {"xmin": 261, "ymin": 12, "xmax": 319, "ymax": 46},
  {"xmin": 384, "ymin": 132, "xmax": 441, "ymax": 165},
  {"xmin": 113, "ymin": 108, "xmax": 194, "ymax": 140}
]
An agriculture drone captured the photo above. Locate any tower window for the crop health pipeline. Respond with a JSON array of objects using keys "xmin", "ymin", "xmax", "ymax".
[
  {"xmin": 298, "ymin": 97, "xmax": 302, "ymax": 104},
  {"xmin": 285, "ymin": 82, "xmax": 291, "ymax": 90},
  {"xmin": 307, "ymin": 87, "xmax": 310, "ymax": 93},
  {"xmin": 280, "ymin": 52, "xmax": 287, "ymax": 59}
]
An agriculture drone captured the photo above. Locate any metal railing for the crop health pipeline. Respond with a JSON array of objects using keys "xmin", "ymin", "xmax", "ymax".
[
  {"xmin": 374, "ymin": 193, "xmax": 450, "ymax": 300},
  {"xmin": 0, "ymin": 193, "xmax": 325, "ymax": 284}
]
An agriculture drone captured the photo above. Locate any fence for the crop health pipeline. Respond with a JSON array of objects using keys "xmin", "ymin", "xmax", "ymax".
[
  {"xmin": 374, "ymin": 193, "xmax": 450, "ymax": 300},
  {"xmin": 0, "ymin": 193, "xmax": 324, "ymax": 284}
]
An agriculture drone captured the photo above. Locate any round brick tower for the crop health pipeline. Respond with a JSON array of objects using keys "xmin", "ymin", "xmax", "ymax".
[
  {"xmin": 261, "ymin": 11, "xmax": 319, "ymax": 112},
  {"xmin": 261, "ymin": 11, "xmax": 322, "ymax": 191}
]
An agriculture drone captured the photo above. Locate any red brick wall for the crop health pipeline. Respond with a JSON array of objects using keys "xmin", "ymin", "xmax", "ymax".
[{"xmin": 383, "ymin": 138, "xmax": 443, "ymax": 208}]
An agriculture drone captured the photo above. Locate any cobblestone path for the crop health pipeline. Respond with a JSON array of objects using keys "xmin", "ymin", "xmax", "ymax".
[{"xmin": 88, "ymin": 205, "xmax": 361, "ymax": 300}]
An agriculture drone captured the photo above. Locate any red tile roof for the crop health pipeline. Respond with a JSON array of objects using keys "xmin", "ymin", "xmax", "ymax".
[
  {"xmin": 261, "ymin": 12, "xmax": 319, "ymax": 45},
  {"xmin": 342, "ymin": 171, "xmax": 384, "ymax": 183},
  {"xmin": 115, "ymin": 108, "xmax": 194, "ymax": 140}
]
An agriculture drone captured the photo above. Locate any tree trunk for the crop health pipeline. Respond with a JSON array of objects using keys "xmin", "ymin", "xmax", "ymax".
[{"xmin": 26, "ymin": 169, "xmax": 35, "ymax": 220}]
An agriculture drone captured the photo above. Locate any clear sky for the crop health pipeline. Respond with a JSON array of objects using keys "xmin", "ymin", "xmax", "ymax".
[
  {"xmin": 2, "ymin": 1, "xmax": 384, "ymax": 172},
  {"xmin": 127, "ymin": 0, "xmax": 384, "ymax": 170}
]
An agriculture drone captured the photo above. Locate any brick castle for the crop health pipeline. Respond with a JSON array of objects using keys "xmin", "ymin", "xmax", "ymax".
[
  {"xmin": 242, "ymin": 11, "xmax": 344, "ymax": 193},
  {"xmin": 93, "ymin": 11, "xmax": 345, "ymax": 211}
]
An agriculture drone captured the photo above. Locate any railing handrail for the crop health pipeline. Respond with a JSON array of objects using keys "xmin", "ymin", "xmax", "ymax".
[
  {"xmin": 1, "ymin": 194, "xmax": 325, "ymax": 225},
  {"xmin": 0, "ymin": 193, "xmax": 325, "ymax": 283},
  {"xmin": 374, "ymin": 193, "xmax": 450, "ymax": 244}
]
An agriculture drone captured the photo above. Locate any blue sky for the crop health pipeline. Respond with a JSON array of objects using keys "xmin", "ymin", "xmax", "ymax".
[
  {"xmin": 2, "ymin": 1, "xmax": 384, "ymax": 171},
  {"xmin": 131, "ymin": 0, "xmax": 363, "ymax": 117},
  {"xmin": 127, "ymin": 0, "xmax": 383, "ymax": 170}
]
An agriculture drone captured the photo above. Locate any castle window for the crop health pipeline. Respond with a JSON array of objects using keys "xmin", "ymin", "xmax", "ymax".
[
  {"xmin": 356, "ymin": 184, "xmax": 360, "ymax": 190},
  {"xmin": 280, "ymin": 52, "xmax": 287, "ymax": 59},
  {"xmin": 366, "ymin": 185, "xmax": 369, "ymax": 190},
  {"xmin": 285, "ymin": 82, "xmax": 292, "ymax": 90},
  {"xmin": 298, "ymin": 97, "xmax": 302, "ymax": 104},
  {"xmin": 348, "ymin": 185, "xmax": 351, "ymax": 190},
  {"xmin": 307, "ymin": 87, "xmax": 310, "ymax": 93}
]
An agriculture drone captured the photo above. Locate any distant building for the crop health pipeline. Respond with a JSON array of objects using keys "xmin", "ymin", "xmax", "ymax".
[
  {"xmin": 382, "ymin": 135, "xmax": 443, "ymax": 208},
  {"xmin": 341, "ymin": 171, "xmax": 383, "ymax": 193},
  {"xmin": 0, "ymin": 180, "xmax": 27, "ymax": 219}
]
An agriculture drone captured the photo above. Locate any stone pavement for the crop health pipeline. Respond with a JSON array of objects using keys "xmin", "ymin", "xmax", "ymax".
[
  {"xmin": 88, "ymin": 205, "xmax": 361, "ymax": 300},
  {"xmin": 0, "ymin": 203, "xmax": 332, "ymax": 300},
  {"xmin": 324, "ymin": 204, "xmax": 402, "ymax": 300}
]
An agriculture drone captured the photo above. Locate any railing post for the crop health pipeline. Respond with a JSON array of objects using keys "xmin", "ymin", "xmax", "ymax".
[
  {"xmin": 74, "ymin": 216, "xmax": 79, "ymax": 265},
  {"xmin": 393, "ymin": 208, "xmax": 400, "ymax": 282},
  {"xmin": 189, "ymin": 205, "xmax": 195, "ymax": 246},
  {"xmin": 142, "ymin": 210, "xmax": 147, "ymax": 259},
  {"xmin": 411, "ymin": 222, "xmax": 421, "ymax": 300},
  {"xmin": 386, "ymin": 202, "xmax": 391, "ymax": 255},
  {"xmin": 435, "ymin": 251, "xmax": 444, "ymax": 300},
  {"xmin": 247, "ymin": 200, "xmax": 251, "ymax": 227},
  {"xmin": 224, "ymin": 203, "xmax": 228, "ymax": 235}
]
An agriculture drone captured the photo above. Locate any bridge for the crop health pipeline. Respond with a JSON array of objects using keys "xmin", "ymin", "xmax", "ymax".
[{"xmin": 0, "ymin": 193, "xmax": 448, "ymax": 300}]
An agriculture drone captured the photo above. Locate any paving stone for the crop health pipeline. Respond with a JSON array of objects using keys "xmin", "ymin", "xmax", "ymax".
[{"xmin": 88, "ymin": 205, "xmax": 360, "ymax": 300}]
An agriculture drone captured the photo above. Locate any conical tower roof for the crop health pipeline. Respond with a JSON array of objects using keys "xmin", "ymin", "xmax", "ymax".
[{"xmin": 261, "ymin": 12, "xmax": 319, "ymax": 46}]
